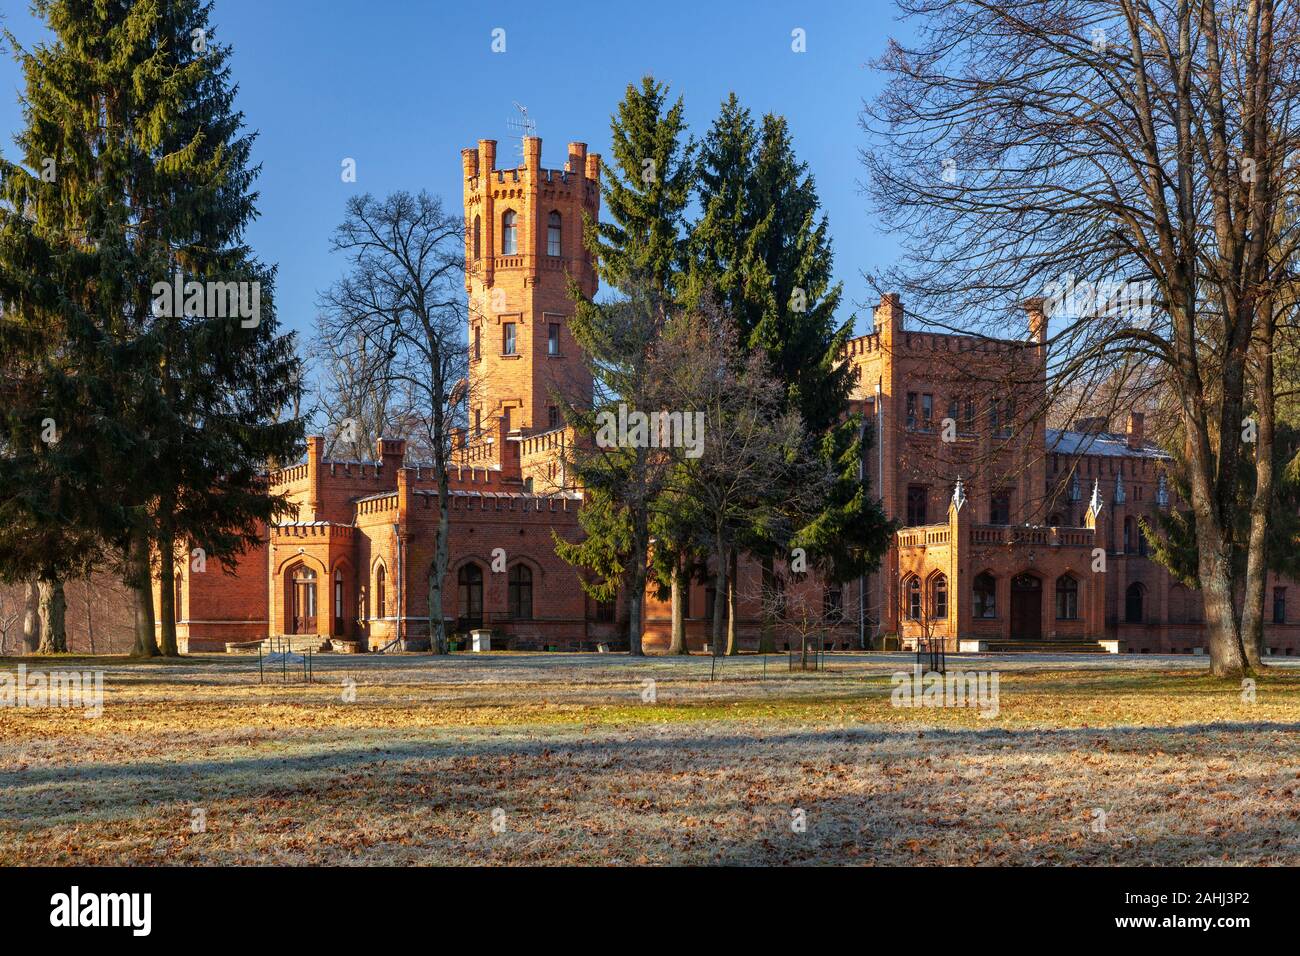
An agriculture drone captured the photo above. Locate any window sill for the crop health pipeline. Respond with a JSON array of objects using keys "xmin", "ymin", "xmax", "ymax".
[{"xmin": 500, "ymin": 353, "xmax": 522, "ymax": 359}]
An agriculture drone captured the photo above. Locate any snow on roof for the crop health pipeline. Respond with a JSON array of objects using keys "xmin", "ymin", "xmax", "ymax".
[{"xmin": 1046, "ymin": 428, "xmax": 1171, "ymax": 460}]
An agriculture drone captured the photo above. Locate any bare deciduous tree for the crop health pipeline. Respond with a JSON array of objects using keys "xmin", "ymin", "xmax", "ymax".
[
  {"xmin": 317, "ymin": 191, "xmax": 471, "ymax": 654},
  {"xmin": 864, "ymin": 0, "xmax": 1300, "ymax": 676},
  {"xmin": 655, "ymin": 299, "xmax": 827, "ymax": 655}
]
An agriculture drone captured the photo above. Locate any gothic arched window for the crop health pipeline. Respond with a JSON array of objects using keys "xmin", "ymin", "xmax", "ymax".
[
  {"xmin": 905, "ymin": 576, "xmax": 921, "ymax": 620},
  {"xmin": 458, "ymin": 563, "xmax": 483, "ymax": 627},
  {"xmin": 973, "ymin": 572, "xmax": 997, "ymax": 618},
  {"xmin": 931, "ymin": 574, "xmax": 948, "ymax": 619},
  {"xmin": 508, "ymin": 564, "xmax": 533, "ymax": 620},
  {"xmin": 1055, "ymin": 575, "xmax": 1079, "ymax": 620}
]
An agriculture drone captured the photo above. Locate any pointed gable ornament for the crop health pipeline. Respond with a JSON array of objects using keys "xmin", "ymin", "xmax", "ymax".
[
  {"xmin": 1088, "ymin": 478, "xmax": 1104, "ymax": 517},
  {"xmin": 952, "ymin": 476, "xmax": 967, "ymax": 513}
]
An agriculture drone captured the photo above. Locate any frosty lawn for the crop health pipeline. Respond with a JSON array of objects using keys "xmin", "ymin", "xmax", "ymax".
[{"xmin": 1, "ymin": 653, "xmax": 1297, "ymax": 865}]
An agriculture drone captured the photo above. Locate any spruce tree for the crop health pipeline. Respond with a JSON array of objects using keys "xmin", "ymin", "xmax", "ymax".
[
  {"xmin": 690, "ymin": 102, "xmax": 894, "ymax": 650},
  {"xmin": 589, "ymin": 76, "xmax": 695, "ymax": 298},
  {"xmin": 560, "ymin": 77, "xmax": 695, "ymax": 655},
  {"xmin": 684, "ymin": 93, "xmax": 756, "ymax": 312},
  {"xmin": 0, "ymin": 0, "xmax": 303, "ymax": 656}
]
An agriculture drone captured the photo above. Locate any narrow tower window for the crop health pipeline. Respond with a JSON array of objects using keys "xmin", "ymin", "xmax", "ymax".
[
  {"xmin": 502, "ymin": 210, "xmax": 517, "ymax": 255},
  {"xmin": 547, "ymin": 211, "xmax": 561, "ymax": 256}
]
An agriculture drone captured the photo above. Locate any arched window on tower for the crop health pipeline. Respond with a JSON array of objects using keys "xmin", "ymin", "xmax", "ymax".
[
  {"xmin": 473, "ymin": 215, "xmax": 481, "ymax": 259},
  {"xmin": 547, "ymin": 211, "xmax": 561, "ymax": 256},
  {"xmin": 502, "ymin": 210, "xmax": 517, "ymax": 255},
  {"xmin": 375, "ymin": 566, "xmax": 386, "ymax": 619}
]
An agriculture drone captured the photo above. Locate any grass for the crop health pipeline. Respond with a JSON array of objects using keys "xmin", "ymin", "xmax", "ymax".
[{"xmin": 1, "ymin": 652, "xmax": 1297, "ymax": 865}]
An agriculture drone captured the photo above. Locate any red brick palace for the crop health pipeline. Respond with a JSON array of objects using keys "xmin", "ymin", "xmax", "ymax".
[{"xmin": 161, "ymin": 134, "xmax": 1300, "ymax": 657}]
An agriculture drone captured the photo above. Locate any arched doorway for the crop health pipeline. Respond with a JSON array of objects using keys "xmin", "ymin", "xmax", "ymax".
[
  {"xmin": 1010, "ymin": 573, "xmax": 1042, "ymax": 639},
  {"xmin": 290, "ymin": 565, "xmax": 318, "ymax": 634}
]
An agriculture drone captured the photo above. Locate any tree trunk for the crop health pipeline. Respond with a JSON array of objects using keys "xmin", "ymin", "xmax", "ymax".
[
  {"xmin": 430, "ymin": 478, "xmax": 451, "ymax": 655},
  {"xmin": 1198, "ymin": 530, "xmax": 1250, "ymax": 678},
  {"xmin": 757, "ymin": 555, "xmax": 776, "ymax": 654},
  {"xmin": 36, "ymin": 572, "xmax": 67, "ymax": 654},
  {"xmin": 127, "ymin": 528, "xmax": 160, "ymax": 658},
  {"xmin": 725, "ymin": 548, "xmax": 739, "ymax": 655},
  {"xmin": 1240, "ymin": 303, "xmax": 1274, "ymax": 671},
  {"xmin": 1179, "ymin": 368, "xmax": 1250, "ymax": 679},
  {"xmin": 627, "ymin": 519, "xmax": 648, "ymax": 656},
  {"xmin": 667, "ymin": 555, "xmax": 687, "ymax": 655},
  {"xmin": 158, "ymin": 532, "xmax": 180, "ymax": 656},
  {"xmin": 710, "ymin": 539, "xmax": 727, "ymax": 656},
  {"xmin": 21, "ymin": 580, "xmax": 40, "ymax": 653},
  {"xmin": 85, "ymin": 573, "xmax": 95, "ymax": 655}
]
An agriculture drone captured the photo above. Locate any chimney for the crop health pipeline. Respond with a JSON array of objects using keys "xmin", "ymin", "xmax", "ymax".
[
  {"xmin": 306, "ymin": 435, "xmax": 324, "ymax": 518},
  {"xmin": 874, "ymin": 292, "xmax": 903, "ymax": 341},
  {"xmin": 1126, "ymin": 411, "xmax": 1145, "ymax": 450},
  {"xmin": 395, "ymin": 466, "xmax": 411, "ymax": 527},
  {"xmin": 478, "ymin": 139, "xmax": 497, "ymax": 177},
  {"xmin": 376, "ymin": 437, "xmax": 406, "ymax": 470},
  {"xmin": 566, "ymin": 141, "xmax": 587, "ymax": 174},
  {"xmin": 1023, "ymin": 297, "xmax": 1047, "ymax": 344},
  {"xmin": 523, "ymin": 135, "xmax": 542, "ymax": 173}
]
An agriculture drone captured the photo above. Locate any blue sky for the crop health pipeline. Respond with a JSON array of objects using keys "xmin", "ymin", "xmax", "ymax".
[{"xmin": 0, "ymin": 0, "xmax": 908, "ymax": 344}]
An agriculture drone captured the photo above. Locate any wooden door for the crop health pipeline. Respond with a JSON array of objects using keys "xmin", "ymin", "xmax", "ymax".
[{"xmin": 1010, "ymin": 574, "xmax": 1042, "ymax": 639}]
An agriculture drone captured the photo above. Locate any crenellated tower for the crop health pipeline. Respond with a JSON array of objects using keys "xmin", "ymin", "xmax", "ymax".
[{"xmin": 462, "ymin": 136, "xmax": 600, "ymax": 457}]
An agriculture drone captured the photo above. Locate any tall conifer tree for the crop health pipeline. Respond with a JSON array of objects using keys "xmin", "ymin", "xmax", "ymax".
[
  {"xmin": 560, "ymin": 77, "xmax": 694, "ymax": 655},
  {"xmin": 0, "ymin": 0, "xmax": 303, "ymax": 656},
  {"xmin": 690, "ymin": 101, "xmax": 893, "ymax": 650}
]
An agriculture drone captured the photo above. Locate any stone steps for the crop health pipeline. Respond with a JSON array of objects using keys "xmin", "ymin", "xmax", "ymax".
[
  {"xmin": 226, "ymin": 635, "xmax": 331, "ymax": 654},
  {"xmin": 982, "ymin": 640, "xmax": 1111, "ymax": 653}
]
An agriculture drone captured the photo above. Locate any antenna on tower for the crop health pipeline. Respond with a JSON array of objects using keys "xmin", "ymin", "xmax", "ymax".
[{"xmin": 507, "ymin": 101, "xmax": 537, "ymax": 160}]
